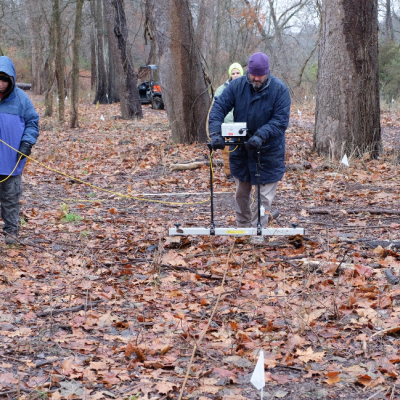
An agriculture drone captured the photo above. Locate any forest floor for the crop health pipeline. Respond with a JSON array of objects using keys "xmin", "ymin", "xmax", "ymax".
[{"xmin": 0, "ymin": 96, "xmax": 399, "ymax": 400}]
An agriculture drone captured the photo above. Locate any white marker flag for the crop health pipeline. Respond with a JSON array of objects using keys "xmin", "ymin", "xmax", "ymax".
[
  {"xmin": 341, "ymin": 154, "xmax": 349, "ymax": 167},
  {"xmin": 250, "ymin": 349, "xmax": 265, "ymax": 398},
  {"xmin": 100, "ymin": 115, "xmax": 105, "ymax": 121}
]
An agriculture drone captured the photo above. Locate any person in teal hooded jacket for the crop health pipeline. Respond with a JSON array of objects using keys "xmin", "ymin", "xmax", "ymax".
[
  {"xmin": 213, "ymin": 62, "xmax": 244, "ymax": 180},
  {"xmin": 0, "ymin": 56, "xmax": 39, "ymax": 244}
]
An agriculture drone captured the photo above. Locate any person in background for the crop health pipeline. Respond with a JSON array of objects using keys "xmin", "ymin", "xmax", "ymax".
[
  {"xmin": 208, "ymin": 52, "xmax": 291, "ymax": 241},
  {"xmin": 0, "ymin": 56, "xmax": 39, "ymax": 244},
  {"xmin": 213, "ymin": 62, "xmax": 244, "ymax": 182}
]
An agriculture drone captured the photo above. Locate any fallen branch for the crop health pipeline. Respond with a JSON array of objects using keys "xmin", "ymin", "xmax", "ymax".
[
  {"xmin": 384, "ymin": 269, "xmax": 399, "ymax": 285},
  {"xmin": 35, "ymin": 357, "xmax": 63, "ymax": 368},
  {"xmin": 170, "ymin": 160, "xmax": 223, "ymax": 171},
  {"xmin": 307, "ymin": 208, "xmax": 400, "ymax": 215},
  {"xmin": 286, "ymin": 161, "xmax": 312, "ymax": 170},
  {"xmin": 171, "ymin": 160, "xmax": 314, "ymax": 172},
  {"xmin": 371, "ymin": 326, "xmax": 400, "ymax": 338},
  {"xmin": 36, "ymin": 301, "xmax": 101, "ymax": 317},
  {"xmin": 161, "ymin": 264, "xmax": 223, "ymax": 280}
]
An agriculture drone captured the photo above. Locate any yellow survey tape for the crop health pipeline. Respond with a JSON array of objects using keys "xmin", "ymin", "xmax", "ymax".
[{"xmin": 0, "ymin": 138, "xmax": 212, "ymax": 206}]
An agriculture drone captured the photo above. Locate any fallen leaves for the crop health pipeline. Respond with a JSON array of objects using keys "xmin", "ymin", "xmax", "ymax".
[
  {"xmin": 296, "ymin": 347, "xmax": 325, "ymax": 363},
  {"xmin": 0, "ymin": 101, "xmax": 399, "ymax": 400}
]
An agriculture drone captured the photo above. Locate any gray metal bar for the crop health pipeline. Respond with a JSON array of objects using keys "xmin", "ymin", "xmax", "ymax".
[{"xmin": 169, "ymin": 227, "xmax": 305, "ymax": 236}]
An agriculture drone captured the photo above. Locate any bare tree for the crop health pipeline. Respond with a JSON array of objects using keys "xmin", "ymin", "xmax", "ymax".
[
  {"xmin": 145, "ymin": 0, "xmax": 210, "ymax": 143},
  {"xmin": 314, "ymin": 0, "xmax": 381, "ymax": 159},
  {"xmin": 27, "ymin": 0, "xmax": 43, "ymax": 94},
  {"xmin": 70, "ymin": 0, "xmax": 85, "ymax": 128},
  {"xmin": 195, "ymin": 0, "xmax": 215, "ymax": 61},
  {"xmin": 91, "ymin": 0, "xmax": 118, "ymax": 104},
  {"xmin": 54, "ymin": 0, "xmax": 65, "ymax": 123},
  {"xmin": 385, "ymin": 0, "xmax": 394, "ymax": 41},
  {"xmin": 103, "ymin": 0, "xmax": 142, "ymax": 119},
  {"xmin": 44, "ymin": 2, "xmax": 57, "ymax": 117}
]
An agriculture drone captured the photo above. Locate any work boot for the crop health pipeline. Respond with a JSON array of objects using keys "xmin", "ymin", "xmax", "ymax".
[
  {"xmin": 4, "ymin": 232, "xmax": 18, "ymax": 245},
  {"xmin": 266, "ymin": 209, "xmax": 280, "ymax": 224},
  {"xmin": 226, "ymin": 174, "xmax": 234, "ymax": 182}
]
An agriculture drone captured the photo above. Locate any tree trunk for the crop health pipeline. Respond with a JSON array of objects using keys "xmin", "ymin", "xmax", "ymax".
[
  {"xmin": 146, "ymin": 0, "xmax": 210, "ymax": 143},
  {"xmin": 27, "ymin": 0, "xmax": 42, "ymax": 95},
  {"xmin": 91, "ymin": 33, "xmax": 97, "ymax": 91},
  {"xmin": 385, "ymin": 0, "xmax": 394, "ymax": 41},
  {"xmin": 196, "ymin": 0, "xmax": 215, "ymax": 61},
  {"xmin": 92, "ymin": 0, "xmax": 109, "ymax": 104},
  {"xmin": 314, "ymin": 0, "xmax": 381, "ymax": 160},
  {"xmin": 54, "ymin": 0, "xmax": 65, "ymax": 123},
  {"xmin": 70, "ymin": 0, "xmax": 84, "ymax": 128},
  {"xmin": 103, "ymin": 0, "xmax": 142, "ymax": 119},
  {"xmin": 44, "ymin": 13, "xmax": 56, "ymax": 117}
]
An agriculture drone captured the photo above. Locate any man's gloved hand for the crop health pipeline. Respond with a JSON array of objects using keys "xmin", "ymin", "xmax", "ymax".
[
  {"xmin": 247, "ymin": 134, "xmax": 263, "ymax": 151},
  {"xmin": 210, "ymin": 135, "xmax": 225, "ymax": 150},
  {"xmin": 18, "ymin": 141, "xmax": 33, "ymax": 159}
]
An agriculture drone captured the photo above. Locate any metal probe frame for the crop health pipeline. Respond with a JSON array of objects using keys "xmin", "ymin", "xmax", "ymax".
[{"xmin": 169, "ymin": 140, "xmax": 305, "ymax": 236}]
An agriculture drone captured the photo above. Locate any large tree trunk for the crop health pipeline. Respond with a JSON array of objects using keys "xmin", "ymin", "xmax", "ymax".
[
  {"xmin": 70, "ymin": 0, "xmax": 84, "ymax": 128},
  {"xmin": 54, "ymin": 0, "xmax": 65, "ymax": 123},
  {"xmin": 314, "ymin": 0, "xmax": 381, "ymax": 159},
  {"xmin": 103, "ymin": 0, "xmax": 142, "ymax": 119},
  {"xmin": 385, "ymin": 0, "xmax": 394, "ymax": 41},
  {"xmin": 27, "ymin": 0, "xmax": 42, "ymax": 95},
  {"xmin": 44, "ymin": 5, "xmax": 56, "ymax": 118},
  {"xmin": 196, "ymin": 0, "xmax": 215, "ymax": 62},
  {"xmin": 92, "ymin": 0, "xmax": 108, "ymax": 104},
  {"xmin": 90, "ymin": 33, "xmax": 97, "ymax": 91},
  {"xmin": 146, "ymin": 0, "xmax": 210, "ymax": 143}
]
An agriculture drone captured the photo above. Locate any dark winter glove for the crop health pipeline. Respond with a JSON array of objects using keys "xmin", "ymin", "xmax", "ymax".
[
  {"xmin": 210, "ymin": 134, "xmax": 225, "ymax": 150},
  {"xmin": 247, "ymin": 135, "xmax": 263, "ymax": 151},
  {"xmin": 18, "ymin": 141, "xmax": 33, "ymax": 159}
]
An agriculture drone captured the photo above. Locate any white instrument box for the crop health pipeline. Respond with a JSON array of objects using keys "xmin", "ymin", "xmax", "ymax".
[{"xmin": 221, "ymin": 122, "xmax": 247, "ymax": 137}]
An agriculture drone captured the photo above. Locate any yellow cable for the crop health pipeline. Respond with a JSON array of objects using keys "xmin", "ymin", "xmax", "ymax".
[
  {"xmin": 228, "ymin": 145, "xmax": 238, "ymax": 153},
  {"xmin": 0, "ymin": 138, "xmax": 212, "ymax": 206},
  {"xmin": 0, "ymin": 155, "xmax": 23, "ymax": 183}
]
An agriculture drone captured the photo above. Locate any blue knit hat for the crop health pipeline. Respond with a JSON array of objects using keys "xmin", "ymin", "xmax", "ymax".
[{"xmin": 248, "ymin": 52, "xmax": 270, "ymax": 76}]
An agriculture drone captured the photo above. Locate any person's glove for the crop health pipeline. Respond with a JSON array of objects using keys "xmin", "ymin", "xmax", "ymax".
[
  {"xmin": 247, "ymin": 134, "xmax": 263, "ymax": 151},
  {"xmin": 210, "ymin": 134, "xmax": 225, "ymax": 150},
  {"xmin": 18, "ymin": 141, "xmax": 33, "ymax": 159}
]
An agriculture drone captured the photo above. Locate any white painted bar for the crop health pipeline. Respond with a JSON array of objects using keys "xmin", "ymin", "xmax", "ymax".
[{"xmin": 168, "ymin": 227, "xmax": 305, "ymax": 236}]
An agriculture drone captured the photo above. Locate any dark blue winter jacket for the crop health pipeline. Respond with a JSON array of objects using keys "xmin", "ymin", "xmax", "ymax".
[
  {"xmin": 209, "ymin": 73, "xmax": 290, "ymax": 184},
  {"xmin": 0, "ymin": 56, "xmax": 39, "ymax": 176}
]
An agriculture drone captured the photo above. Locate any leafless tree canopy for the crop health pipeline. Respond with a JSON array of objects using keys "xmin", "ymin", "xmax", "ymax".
[{"xmin": 0, "ymin": 0, "xmax": 396, "ymax": 145}]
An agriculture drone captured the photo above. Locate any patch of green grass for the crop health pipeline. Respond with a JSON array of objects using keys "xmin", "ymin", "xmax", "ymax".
[
  {"xmin": 35, "ymin": 390, "xmax": 48, "ymax": 399},
  {"xmin": 63, "ymin": 213, "xmax": 82, "ymax": 223}
]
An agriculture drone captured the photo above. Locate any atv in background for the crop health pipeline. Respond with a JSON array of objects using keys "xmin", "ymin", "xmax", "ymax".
[{"xmin": 137, "ymin": 65, "xmax": 164, "ymax": 110}]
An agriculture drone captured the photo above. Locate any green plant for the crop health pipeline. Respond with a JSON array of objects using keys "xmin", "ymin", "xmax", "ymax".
[
  {"xmin": 20, "ymin": 217, "xmax": 26, "ymax": 226},
  {"xmin": 35, "ymin": 390, "xmax": 48, "ymax": 399},
  {"xmin": 129, "ymin": 395, "xmax": 140, "ymax": 400},
  {"xmin": 88, "ymin": 192, "xmax": 96, "ymax": 198},
  {"xmin": 63, "ymin": 213, "xmax": 82, "ymax": 223}
]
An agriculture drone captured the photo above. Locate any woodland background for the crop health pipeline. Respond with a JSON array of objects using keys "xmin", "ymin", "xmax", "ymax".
[{"xmin": 0, "ymin": 0, "xmax": 400, "ymax": 400}]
